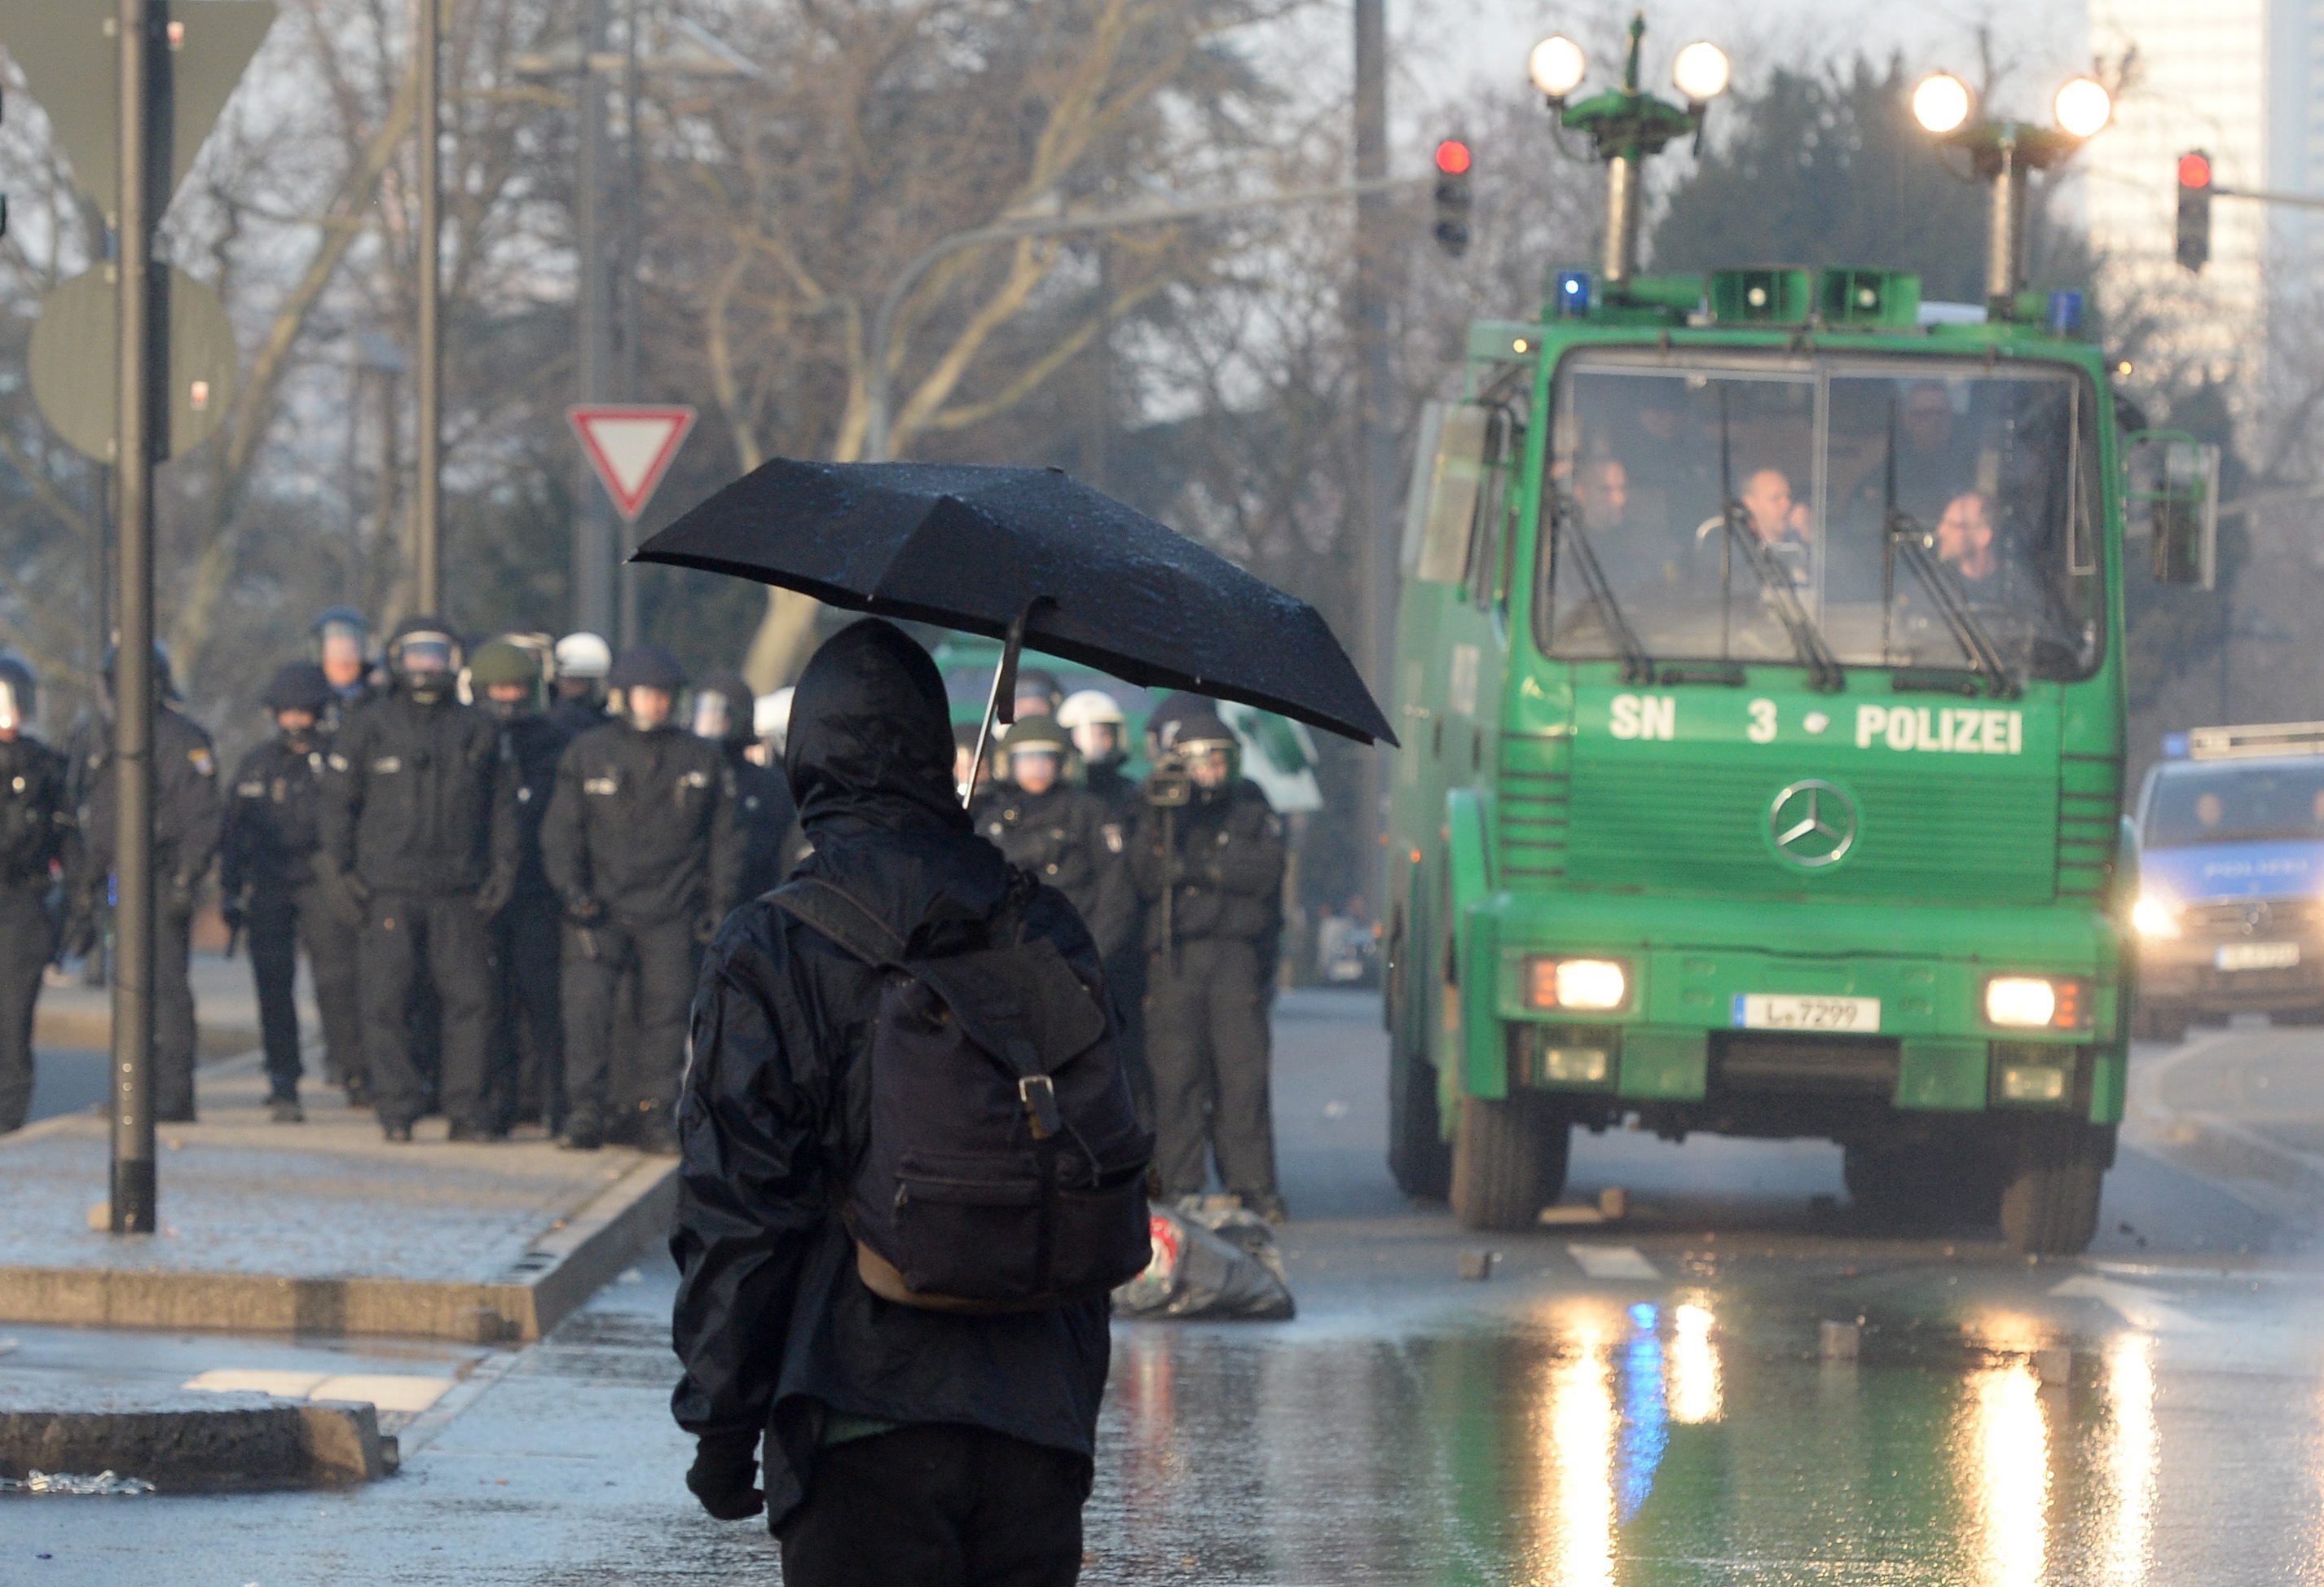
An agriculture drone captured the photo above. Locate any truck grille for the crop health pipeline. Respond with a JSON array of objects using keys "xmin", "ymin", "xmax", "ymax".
[
  {"xmin": 1499, "ymin": 768, "xmax": 1569, "ymax": 880},
  {"xmin": 1712, "ymin": 1032, "xmax": 1899, "ymax": 1096}
]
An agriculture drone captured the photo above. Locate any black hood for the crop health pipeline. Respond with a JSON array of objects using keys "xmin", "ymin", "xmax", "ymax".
[{"xmin": 785, "ymin": 618, "xmax": 969, "ymax": 842}]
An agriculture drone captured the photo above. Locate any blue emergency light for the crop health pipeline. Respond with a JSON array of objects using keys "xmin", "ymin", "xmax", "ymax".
[
  {"xmin": 1556, "ymin": 270, "xmax": 1593, "ymax": 317},
  {"xmin": 2160, "ymin": 732, "xmax": 2190, "ymax": 760},
  {"xmin": 2047, "ymin": 289, "xmax": 2085, "ymax": 336}
]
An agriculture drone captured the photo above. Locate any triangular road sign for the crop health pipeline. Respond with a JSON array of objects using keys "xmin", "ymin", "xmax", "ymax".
[
  {"xmin": 0, "ymin": 1, "xmax": 279, "ymax": 220},
  {"xmin": 570, "ymin": 404, "xmax": 697, "ymax": 521}
]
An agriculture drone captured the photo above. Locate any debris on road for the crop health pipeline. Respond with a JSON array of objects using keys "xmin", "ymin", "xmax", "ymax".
[
  {"xmin": 0, "ymin": 1469, "xmax": 156, "ymax": 1496},
  {"xmin": 1114, "ymin": 1205, "xmax": 1294, "ymax": 1321}
]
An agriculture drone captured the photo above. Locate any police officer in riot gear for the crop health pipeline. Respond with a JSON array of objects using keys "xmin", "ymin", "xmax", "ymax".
[
  {"xmin": 221, "ymin": 663, "xmax": 362, "ymax": 1122},
  {"xmin": 550, "ymin": 632, "xmax": 614, "ymax": 737},
  {"xmin": 319, "ymin": 618, "xmax": 519, "ymax": 1143},
  {"xmin": 1130, "ymin": 710, "xmax": 1287, "ymax": 1222},
  {"xmin": 0, "ymin": 656, "xmax": 79, "ymax": 1135},
  {"xmin": 543, "ymin": 645, "xmax": 740, "ymax": 1153},
  {"xmin": 468, "ymin": 638, "xmax": 572, "ymax": 1134},
  {"xmin": 78, "ymin": 642, "xmax": 221, "ymax": 1123},
  {"xmin": 312, "ymin": 607, "xmax": 377, "ymax": 723},
  {"xmin": 693, "ymin": 670, "xmax": 799, "ymax": 900},
  {"xmin": 1057, "ymin": 688, "xmax": 1137, "ymax": 817},
  {"xmin": 974, "ymin": 715, "xmax": 1134, "ymax": 962}
]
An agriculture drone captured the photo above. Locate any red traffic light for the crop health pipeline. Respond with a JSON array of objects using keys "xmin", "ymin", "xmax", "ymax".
[
  {"xmin": 2178, "ymin": 152, "xmax": 2212, "ymax": 189},
  {"xmin": 1435, "ymin": 138, "xmax": 1473, "ymax": 177}
]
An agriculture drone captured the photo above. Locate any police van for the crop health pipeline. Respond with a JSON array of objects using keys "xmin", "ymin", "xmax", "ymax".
[{"xmin": 2130, "ymin": 723, "xmax": 2324, "ymax": 1040}]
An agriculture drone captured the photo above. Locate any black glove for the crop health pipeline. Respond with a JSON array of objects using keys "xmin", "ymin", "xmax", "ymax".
[
  {"xmin": 220, "ymin": 899, "xmax": 246, "ymax": 935},
  {"xmin": 692, "ymin": 910, "xmax": 722, "ymax": 945},
  {"xmin": 685, "ymin": 1430, "xmax": 764, "ymax": 1521},
  {"xmin": 566, "ymin": 894, "xmax": 604, "ymax": 925},
  {"xmin": 474, "ymin": 873, "xmax": 513, "ymax": 917}
]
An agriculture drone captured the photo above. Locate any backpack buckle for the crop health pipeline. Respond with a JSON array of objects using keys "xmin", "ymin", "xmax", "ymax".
[{"xmin": 1018, "ymin": 1075, "xmax": 1062, "ymax": 1140}]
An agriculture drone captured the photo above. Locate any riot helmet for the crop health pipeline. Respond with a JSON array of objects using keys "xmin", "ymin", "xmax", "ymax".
[
  {"xmin": 607, "ymin": 644, "xmax": 687, "ymax": 730},
  {"xmin": 554, "ymin": 631, "xmax": 612, "ymax": 706},
  {"xmin": 312, "ymin": 606, "xmax": 371, "ymax": 695},
  {"xmin": 1013, "ymin": 666, "xmax": 1063, "ymax": 720},
  {"xmin": 691, "ymin": 670, "xmax": 755, "ymax": 745},
  {"xmin": 102, "ymin": 639, "xmax": 176, "ymax": 704},
  {"xmin": 1000, "ymin": 714, "xmax": 1072, "ymax": 796},
  {"xmin": 1159, "ymin": 707, "xmax": 1239, "ymax": 791},
  {"xmin": 1056, "ymin": 688, "xmax": 1127, "ymax": 767},
  {"xmin": 386, "ymin": 616, "xmax": 462, "ymax": 705},
  {"xmin": 468, "ymin": 637, "xmax": 546, "ymax": 720},
  {"xmin": 0, "ymin": 654, "xmax": 34, "ymax": 736},
  {"xmin": 262, "ymin": 662, "xmax": 333, "ymax": 745}
]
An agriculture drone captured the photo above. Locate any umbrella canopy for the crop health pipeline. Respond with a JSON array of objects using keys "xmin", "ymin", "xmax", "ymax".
[{"xmin": 632, "ymin": 457, "xmax": 1395, "ymax": 747}]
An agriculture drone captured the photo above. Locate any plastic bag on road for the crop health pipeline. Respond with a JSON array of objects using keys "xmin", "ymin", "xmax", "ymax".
[
  {"xmin": 1112, "ymin": 1202, "xmax": 1295, "ymax": 1321},
  {"xmin": 0, "ymin": 1470, "xmax": 156, "ymax": 1496}
]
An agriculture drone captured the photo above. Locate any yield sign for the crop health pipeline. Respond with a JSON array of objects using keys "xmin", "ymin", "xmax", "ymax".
[{"xmin": 570, "ymin": 404, "xmax": 697, "ymax": 522}]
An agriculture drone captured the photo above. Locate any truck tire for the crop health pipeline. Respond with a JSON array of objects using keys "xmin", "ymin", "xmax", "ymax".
[
  {"xmin": 1844, "ymin": 1143, "xmax": 2001, "ymax": 1230},
  {"xmin": 1388, "ymin": 1044, "xmax": 1452, "ymax": 1201},
  {"xmin": 1450, "ymin": 1095, "xmax": 1569, "ymax": 1231},
  {"xmin": 1999, "ymin": 1120, "xmax": 2107, "ymax": 1256}
]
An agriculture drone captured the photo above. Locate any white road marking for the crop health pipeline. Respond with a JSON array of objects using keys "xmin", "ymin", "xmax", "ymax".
[
  {"xmin": 1568, "ymin": 1243, "xmax": 1661, "ymax": 1281},
  {"xmin": 2049, "ymin": 1274, "xmax": 2203, "ymax": 1332},
  {"xmin": 184, "ymin": 1367, "xmax": 455, "ymax": 1412}
]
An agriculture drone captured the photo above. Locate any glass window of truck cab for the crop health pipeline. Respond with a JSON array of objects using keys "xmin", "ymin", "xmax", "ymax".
[
  {"xmin": 2144, "ymin": 760, "xmax": 2324, "ymax": 847},
  {"xmin": 1535, "ymin": 350, "xmax": 2105, "ymax": 680}
]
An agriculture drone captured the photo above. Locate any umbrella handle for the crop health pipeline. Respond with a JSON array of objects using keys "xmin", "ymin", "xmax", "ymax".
[{"xmin": 962, "ymin": 596, "xmax": 1055, "ymax": 809}]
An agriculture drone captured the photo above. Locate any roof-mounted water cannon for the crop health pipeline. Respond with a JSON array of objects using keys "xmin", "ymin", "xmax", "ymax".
[
  {"xmin": 1528, "ymin": 15, "xmax": 1728, "ymax": 294},
  {"xmin": 1911, "ymin": 69, "xmax": 2114, "ymax": 320}
]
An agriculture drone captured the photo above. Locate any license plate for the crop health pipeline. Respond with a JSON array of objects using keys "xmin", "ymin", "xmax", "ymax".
[
  {"xmin": 1731, "ymin": 994, "xmax": 1881, "ymax": 1032},
  {"xmin": 2216, "ymin": 942, "xmax": 2300, "ymax": 971}
]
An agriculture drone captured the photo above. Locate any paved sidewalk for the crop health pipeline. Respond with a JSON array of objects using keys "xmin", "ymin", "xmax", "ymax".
[{"xmin": 0, "ymin": 1056, "xmax": 675, "ymax": 1343}]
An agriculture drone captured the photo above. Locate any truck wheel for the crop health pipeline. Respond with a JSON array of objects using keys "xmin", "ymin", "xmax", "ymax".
[
  {"xmin": 1388, "ymin": 1044, "xmax": 1452, "ymax": 1201},
  {"xmin": 1999, "ymin": 1121, "xmax": 2107, "ymax": 1256},
  {"xmin": 1450, "ymin": 1095, "xmax": 1569, "ymax": 1231}
]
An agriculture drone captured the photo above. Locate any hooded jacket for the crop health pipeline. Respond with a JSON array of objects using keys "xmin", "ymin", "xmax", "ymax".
[{"xmin": 670, "ymin": 619, "xmax": 1111, "ymax": 1530}]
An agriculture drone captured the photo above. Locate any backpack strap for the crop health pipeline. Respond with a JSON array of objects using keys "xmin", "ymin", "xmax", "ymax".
[{"xmin": 770, "ymin": 877, "xmax": 909, "ymax": 968}]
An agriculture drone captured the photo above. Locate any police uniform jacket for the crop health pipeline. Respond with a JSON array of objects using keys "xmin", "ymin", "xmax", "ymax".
[
  {"xmin": 500, "ymin": 714, "xmax": 573, "ymax": 904},
  {"xmin": 83, "ymin": 705, "xmax": 222, "ymax": 903},
  {"xmin": 725, "ymin": 745, "xmax": 799, "ymax": 903},
  {"xmin": 540, "ymin": 722, "xmax": 742, "ymax": 926},
  {"xmin": 318, "ymin": 691, "xmax": 520, "ymax": 899},
  {"xmin": 0, "ymin": 735, "xmax": 77, "ymax": 893},
  {"xmin": 220, "ymin": 735, "xmax": 332, "ymax": 899},
  {"xmin": 1081, "ymin": 762, "xmax": 1141, "ymax": 823},
  {"xmin": 1129, "ymin": 778, "xmax": 1284, "ymax": 948},
  {"xmin": 972, "ymin": 782, "xmax": 1135, "ymax": 960}
]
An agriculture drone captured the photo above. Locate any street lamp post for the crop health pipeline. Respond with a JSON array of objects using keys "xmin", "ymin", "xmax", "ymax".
[{"xmin": 414, "ymin": 0, "xmax": 442, "ymax": 614}]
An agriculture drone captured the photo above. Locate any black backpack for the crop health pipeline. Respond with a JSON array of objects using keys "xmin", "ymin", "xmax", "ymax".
[{"xmin": 772, "ymin": 873, "xmax": 1154, "ymax": 1312}]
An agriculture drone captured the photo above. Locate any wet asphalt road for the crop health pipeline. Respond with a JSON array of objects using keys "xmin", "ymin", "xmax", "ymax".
[{"xmin": 12, "ymin": 992, "xmax": 2324, "ymax": 1585}]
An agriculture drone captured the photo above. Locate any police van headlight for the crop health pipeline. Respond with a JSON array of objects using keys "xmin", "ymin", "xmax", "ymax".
[
  {"xmin": 1983, "ymin": 975, "xmax": 2091, "ymax": 1031},
  {"xmin": 2131, "ymin": 895, "xmax": 2181, "ymax": 939},
  {"xmin": 1525, "ymin": 956, "xmax": 1631, "ymax": 1013}
]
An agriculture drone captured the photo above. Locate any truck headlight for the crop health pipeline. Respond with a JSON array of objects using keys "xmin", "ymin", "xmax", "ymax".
[
  {"xmin": 2131, "ymin": 895, "xmax": 2181, "ymax": 939},
  {"xmin": 1525, "ymin": 956, "xmax": 1631, "ymax": 1012},
  {"xmin": 1984, "ymin": 975, "xmax": 2091, "ymax": 1031}
]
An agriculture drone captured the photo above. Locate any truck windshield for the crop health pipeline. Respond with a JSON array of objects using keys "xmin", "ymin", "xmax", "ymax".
[
  {"xmin": 2146, "ymin": 763, "xmax": 2324, "ymax": 847},
  {"xmin": 1538, "ymin": 354, "xmax": 2102, "ymax": 681}
]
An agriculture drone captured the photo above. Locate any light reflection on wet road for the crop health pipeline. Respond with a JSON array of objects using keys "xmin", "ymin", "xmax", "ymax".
[{"xmin": 13, "ymin": 992, "xmax": 2324, "ymax": 1585}]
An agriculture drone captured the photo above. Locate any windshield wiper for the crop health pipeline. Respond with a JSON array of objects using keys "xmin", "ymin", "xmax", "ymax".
[
  {"xmin": 1715, "ymin": 390, "xmax": 1844, "ymax": 692},
  {"xmin": 1885, "ymin": 512, "xmax": 2021, "ymax": 699},
  {"xmin": 1552, "ymin": 495, "xmax": 1657, "ymax": 685}
]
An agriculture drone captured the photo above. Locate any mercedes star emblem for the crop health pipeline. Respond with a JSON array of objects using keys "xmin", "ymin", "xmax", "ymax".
[{"xmin": 1769, "ymin": 779, "xmax": 1857, "ymax": 868}]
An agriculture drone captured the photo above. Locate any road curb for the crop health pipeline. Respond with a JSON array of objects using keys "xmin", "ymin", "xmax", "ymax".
[
  {"xmin": 0, "ymin": 1154, "xmax": 676, "ymax": 1343},
  {"xmin": 32, "ymin": 1005, "xmax": 258, "ymax": 1058},
  {"xmin": 2130, "ymin": 1108, "xmax": 2324, "ymax": 1212},
  {"xmin": 0, "ymin": 1395, "xmax": 392, "ymax": 1490}
]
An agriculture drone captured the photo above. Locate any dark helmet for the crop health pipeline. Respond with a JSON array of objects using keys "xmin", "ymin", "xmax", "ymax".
[
  {"xmin": 261, "ymin": 662, "xmax": 335, "ymax": 716},
  {"xmin": 102, "ymin": 639, "xmax": 176, "ymax": 702},
  {"xmin": 311, "ymin": 605, "xmax": 368, "ymax": 644},
  {"xmin": 0, "ymin": 653, "xmax": 34, "ymax": 732},
  {"xmin": 690, "ymin": 669, "xmax": 754, "ymax": 745},
  {"xmin": 1159, "ymin": 707, "xmax": 1239, "ymax": 781},
  {"xmin": 468, "ymin": 638, "xmax": 544, "ymax": 720},
  {"xmin": 385, "ymin": 615, "xmax": 462, "ymax": 702},
  {"xmin": 1013, "ymin": 667, "xmax": 1063, "ymax": 714},
  {"xmin": 607, "ymin": 644, "xmax": 688, "ymax": 693}
]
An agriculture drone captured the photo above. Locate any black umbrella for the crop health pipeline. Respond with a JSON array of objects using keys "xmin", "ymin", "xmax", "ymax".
[{"xmin": 632, "ymin": 457, "xmax": 1396, "ymax": 754}]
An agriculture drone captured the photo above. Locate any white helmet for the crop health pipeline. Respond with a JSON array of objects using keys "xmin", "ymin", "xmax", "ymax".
[
  {"xmin": 754, "ymin": 687, "xmax": 794, "ymax": 750},
  {"xmin": 1057, "ymin": 688, "xmax": 1126, "ymax": 763},
  {"xmin": 554, "ymin": 631, "xmax": 613, "ymax": 681}
]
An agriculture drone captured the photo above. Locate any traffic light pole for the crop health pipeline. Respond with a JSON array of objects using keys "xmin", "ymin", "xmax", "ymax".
[{"xmin": 110, "ymin": 0, "xmax": 162, "ymax": 1236}]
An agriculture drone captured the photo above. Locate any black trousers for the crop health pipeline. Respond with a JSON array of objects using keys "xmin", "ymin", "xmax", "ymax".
[
  {"xmin": 0, "ymin": 881, "xmax": 53, "ymax": 1134},
  {"xmin": 560, "ymin": 915, "xmax": 696, "ymax": 1126},
  {"xmin": 359, "ymin": 891, "xmax": 495, "ymax": 1132},
  {"xmin": 246, "ymin": 881, "xmax": 362, "ymax": 1101},
  {"xmin": 1145, "ymin": 936, "xmax": 1278, "ymax": 1199},
  {"xmin": 489, "ymin": 895, "xmax": 563, "ymax": 1131},
  {"xmin": 778, "ymin": 1425, "xmax": 1086, "ymax": 1587},
  {"xmin": 155, "ymin": 903, "xmax": 197, "ymax": 1121}
]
